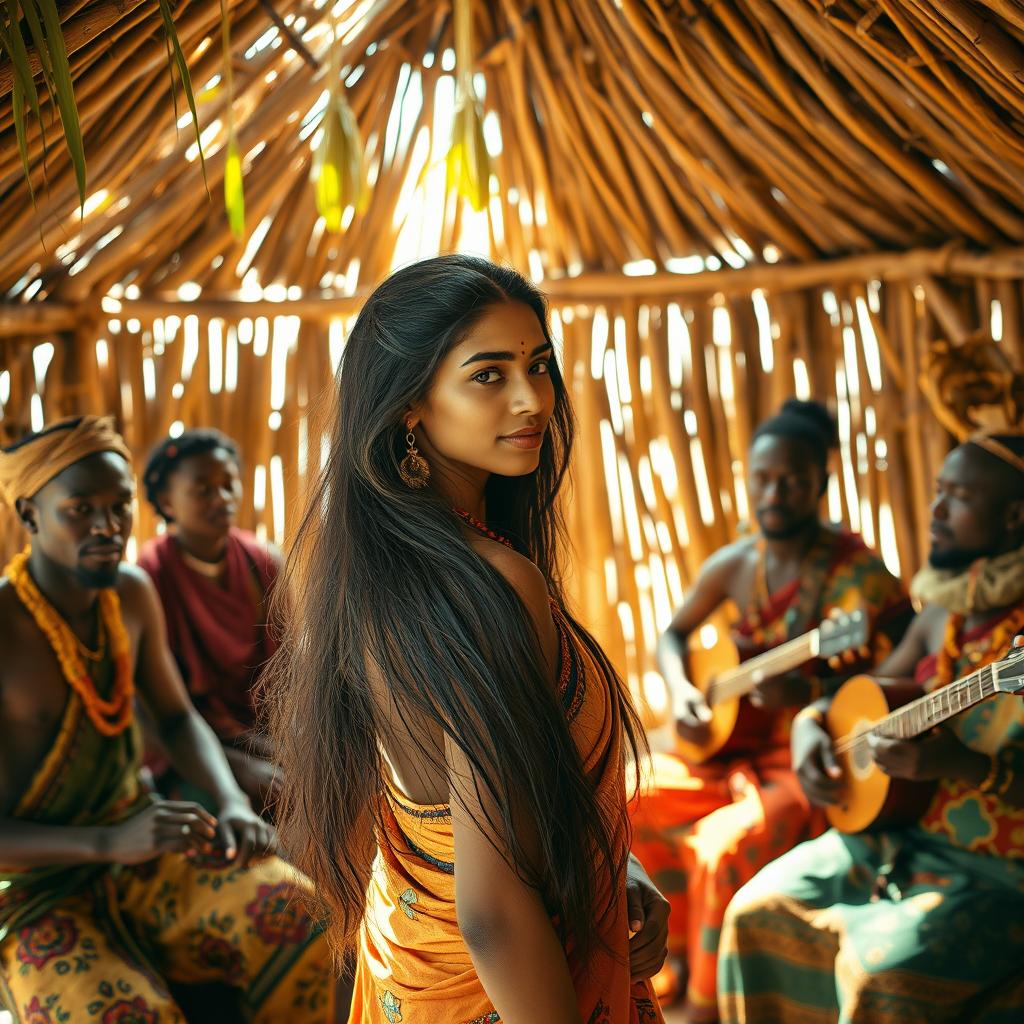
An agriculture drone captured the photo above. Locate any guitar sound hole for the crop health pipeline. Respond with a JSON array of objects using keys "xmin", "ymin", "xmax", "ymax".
[{"xmin": 849, "ymin": 722, "xmax": 874, "ymax": 778}]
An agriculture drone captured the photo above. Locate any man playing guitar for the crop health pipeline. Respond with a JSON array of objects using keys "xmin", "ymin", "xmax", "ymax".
[
  {"xmin": 719, "ymin": 431, "xmax": 1024, "ymax": 1024},
  {"xmin": 631, "ymin": 399, "xmax": 912, "ymax": 1021}
]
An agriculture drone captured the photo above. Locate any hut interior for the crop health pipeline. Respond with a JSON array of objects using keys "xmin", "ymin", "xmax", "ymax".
[{"xmin": 1, "ymin": 0, "xmax": 1023, "ymax": 727}]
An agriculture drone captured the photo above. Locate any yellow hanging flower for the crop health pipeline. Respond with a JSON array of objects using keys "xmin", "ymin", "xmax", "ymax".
[
  {"xmin": 311, "ymin": 90, "xmax": 365, "ymax": 232},
  {"xmin": 224, "ymin": 135, "xmax": 245, "ymax": 239},
  {"xmin": 446, "ymin": 89, "xmax": 490, "ymax": 212}
]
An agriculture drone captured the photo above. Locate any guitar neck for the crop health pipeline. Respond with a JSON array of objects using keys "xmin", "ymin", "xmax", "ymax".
[
  {"xmin": 708, "ymin": 630, "xmax": 818, "ymax": 705},
  {"xmin": 873, "ymin": 663, "xmax": 1001, "ymax": 740}
]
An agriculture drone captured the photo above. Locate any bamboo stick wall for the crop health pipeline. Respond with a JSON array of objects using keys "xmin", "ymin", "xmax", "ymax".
[{"xmin": 2, "ymin": 261, "xmax": 1020, "ymax": 715}]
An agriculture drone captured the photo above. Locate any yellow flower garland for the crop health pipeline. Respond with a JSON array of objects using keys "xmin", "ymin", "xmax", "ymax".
[{"xmin": 5, "ymin": 547, "xmax": 134, "ymax": 737}]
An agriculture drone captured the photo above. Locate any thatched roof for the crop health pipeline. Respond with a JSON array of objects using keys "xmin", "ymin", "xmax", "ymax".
[
  {"xmin": 1, "ymin": 1, "xmax": 1023, "ymax": 711},
  {"xmin": 2, "ymin": 0, "xmax": 1023, "ymax": 309}
]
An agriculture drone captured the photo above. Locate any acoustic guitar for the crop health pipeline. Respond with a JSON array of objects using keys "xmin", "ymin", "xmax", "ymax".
[
  {"xmin": 673, "ymin": 609, "xmax": 869, "ymax": 764},
  {"xmin": 826, "ymin": 643, "xmax": 1024, "ymax": 833}
]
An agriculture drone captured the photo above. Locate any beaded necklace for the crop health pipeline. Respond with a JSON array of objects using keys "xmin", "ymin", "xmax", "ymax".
[
  {"xmin": 5, "ymin": 548, "xmax": 135, "ymax": 737},
  {"xmin": 452, "ymin": 507, "xmax": 513, "ymax": 549}
]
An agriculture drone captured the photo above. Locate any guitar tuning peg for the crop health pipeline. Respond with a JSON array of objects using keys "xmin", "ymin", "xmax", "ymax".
[{"xmin": 828, "ymin": 655, "xmax": 842, "ymax": 670}]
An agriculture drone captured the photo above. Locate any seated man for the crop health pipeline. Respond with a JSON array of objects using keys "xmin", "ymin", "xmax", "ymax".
[
  {"xmin": 631, "ymin": 400, "xmax": 912, "ymax": 1022},
  {"xmin": 718, "ymin": 431, "xmax": 1024, "ymax": 1024},
  {"xmin": 0, "ymin": 417, "xmax": 336, "ymax": 1023},
  {"xmin": 138, "ymin": 430, "xmax": 280, "ymax": 816}
]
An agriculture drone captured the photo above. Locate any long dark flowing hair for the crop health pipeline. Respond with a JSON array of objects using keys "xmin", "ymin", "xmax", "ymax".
[{"xmin": 263, "ymin": 254, "xmax": 644, "ymax": 961}]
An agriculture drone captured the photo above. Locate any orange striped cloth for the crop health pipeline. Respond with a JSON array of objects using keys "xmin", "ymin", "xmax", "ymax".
[{"xmin": 349, "ymin": 609, "xmax": 662, "ymax": 1023}]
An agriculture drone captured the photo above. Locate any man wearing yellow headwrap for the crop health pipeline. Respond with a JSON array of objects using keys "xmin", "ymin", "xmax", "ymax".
[
  {"xmin": 0, "ymin": 417, "xmax": 337, "ymax": 1023},
  {"xmin": 719, "ymin": 432, "xmax": 1024, "ymax": 1024}
]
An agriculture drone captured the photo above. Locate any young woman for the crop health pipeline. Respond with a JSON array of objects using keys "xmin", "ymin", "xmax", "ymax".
[
  {"xmin": 265, "ymin": 255, "xmax": 668, "ymax": 1024},
  {"xmin": 139, "ymin": 430, "xmax": 281, "ymax": 816}
]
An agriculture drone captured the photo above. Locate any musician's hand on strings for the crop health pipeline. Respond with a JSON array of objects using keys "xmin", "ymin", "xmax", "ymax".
[
  {"xmin": 869, "ymin": 727, "xmax": 985, "ymax": 784},
  {"xmin": 674, "ymin": 681, "xmax": 713, "ymax": 745},
  {"xmin": 750, "ymin": 672, "xmax": 812, "ymax": 710},
  {"xmin": 793, "ymin": 712, "xmax": 842, "ymax": 806}
]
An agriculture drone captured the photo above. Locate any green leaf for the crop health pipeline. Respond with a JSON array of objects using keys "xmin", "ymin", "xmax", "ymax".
[
  {"xmin": 224, "ymin": 136, "xmax": 245, "ymax": 238},
  {"xmin": 16, "ymin": 0, "xmax": 54, "ymax": 187},
  {"xmin": 34, "ymin": 0, "xmax": 87, "ymax": 210},
  {"xmin": 11, "ymin": 67, "xmax": 36, "ymax": 208},
  {"xmin": 17, "ymin": 0, "xmax": 53, "ymax": 94},
  {"xmin": 157, "ymin": 0, "xmax": 208, "ymax": 192},
  {"xmin": 0, "ymin": 7, "xmax": 39, "ymax": 208}
]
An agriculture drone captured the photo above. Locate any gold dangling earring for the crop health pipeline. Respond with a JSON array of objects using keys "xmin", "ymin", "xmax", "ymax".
[{"xmin": 399, "ymin": 430, "xmax": 430, "ymax": 489}]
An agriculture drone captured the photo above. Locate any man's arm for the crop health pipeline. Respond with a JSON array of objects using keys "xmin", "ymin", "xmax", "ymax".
[
  {"xmin": 658, "ymin": 545, "xmax": 740, "ymax": 739},
  {"xmin": 873, "ymin": 605, "xmax": 936, "ymax": 680},
  {"xmin": 793, "ymin": 609, "xmax": 932, "ymax": 807},
  {"xmin": 656, "ymin": 544, "xmax": 737, "ymax": 683},
  {"xmin": 125, "ymin": 566, "xmax": 274, "ymax": 865},
  {"xmin": 0, "ymin": 805, "xmax": 218, "ymax": 869}
]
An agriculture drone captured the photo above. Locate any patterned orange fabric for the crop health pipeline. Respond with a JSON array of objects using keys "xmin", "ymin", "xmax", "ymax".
[
  {"xmin": 918, "ymin": 606, "xmax": 1024, "ymax": 858},
  {"xmin": 349, "ymin": 608, "xmax": 663, "ymax": 1024}
]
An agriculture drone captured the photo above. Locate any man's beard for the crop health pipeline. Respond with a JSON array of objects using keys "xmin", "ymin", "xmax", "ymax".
[
  {"xmin": 757, "ymin": 510, "xmax": 818, "ymax": 541},
  {"xmin": 928, "ymin": 544, "xmax": 996, "ymax": 571},
  {"xmin": 75, "ymin": 563, "xmax": 120, "ymax": 589}
]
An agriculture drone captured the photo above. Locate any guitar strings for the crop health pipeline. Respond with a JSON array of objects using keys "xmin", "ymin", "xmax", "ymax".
[
  {"xmin": 832, "ymin": 666, "xmax": 997, "ymax": 756},
  {"xmin": 705, "ymin": 635, "xmax": 813, "ymax": 705}
]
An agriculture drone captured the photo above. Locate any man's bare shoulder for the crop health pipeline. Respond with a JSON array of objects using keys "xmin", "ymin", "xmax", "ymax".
[
  {"xmin": 704, "ymin": 535, "xmax": 758, "ymax": 577},
  {"xmin": 116, "ymin": 560, "xmax": 156, "ymax": 595},
  {"xmin": 115, "ymin": 561, "xmax": 162, "ymax": 616}
]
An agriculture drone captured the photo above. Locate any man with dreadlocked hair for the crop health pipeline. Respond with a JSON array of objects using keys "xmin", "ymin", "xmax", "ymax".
[
  {"xmin": 138, "ymin": 429, "xmax": 282, "ymax": 817},
  {"xmin": 719, "ymin": 432, "xmax": 1024, "ymax": 1024},
  {"xmin": 630, "ymin": 399, "xmax": 912, "ymax": 1022}
]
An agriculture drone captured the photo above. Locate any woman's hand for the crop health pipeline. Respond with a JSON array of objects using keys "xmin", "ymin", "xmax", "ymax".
[{"xmin": 626, "ymin": 855, "xmax": 670, "ymax": 982}]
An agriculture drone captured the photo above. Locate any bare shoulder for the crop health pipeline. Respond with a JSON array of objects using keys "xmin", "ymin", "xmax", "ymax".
[
  {"xmin": 114, "ymin": 562, "xmax": 162, "ymax": 627},
  {"xmin": 470, "ymin": 537, "xmax": 550, "ymax": 614},
  {"xmin": 702, "ymin": 536, "xmax": 756, "ymax": 582},
  {"xmin": 116, "ymin": 561, "xmax": 158, "ymax": 599},
  {"xmin": 469, "ymin": 537, "xmax": 557, "ymax": 669}
]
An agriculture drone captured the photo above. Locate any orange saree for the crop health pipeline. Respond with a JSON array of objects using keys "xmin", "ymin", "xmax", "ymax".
[{"xmin": 349, "ymin": 609, "xmax": 663, "ymax": 1023}]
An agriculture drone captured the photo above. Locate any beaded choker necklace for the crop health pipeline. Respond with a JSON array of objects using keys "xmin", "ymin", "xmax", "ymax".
[
  {"xmin": 452, "ymin": 507, "xmax": 513, "ymax": 549},
  {"xmin": 5, "ymin": 548, "xmax": 134, "ymax": 737}
]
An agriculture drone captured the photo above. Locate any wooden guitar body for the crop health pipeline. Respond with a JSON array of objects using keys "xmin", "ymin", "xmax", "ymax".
[
  {"xmin": 826, "ymin": 675, "xmax": 936, "ymax": 833},
  {"xmin": 673, "ymin": 631, "xmax": 741, "ymax": 764},
  {"xmin": 672, "ymin": 607, "xmax": 868, "ymax": 765}
]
